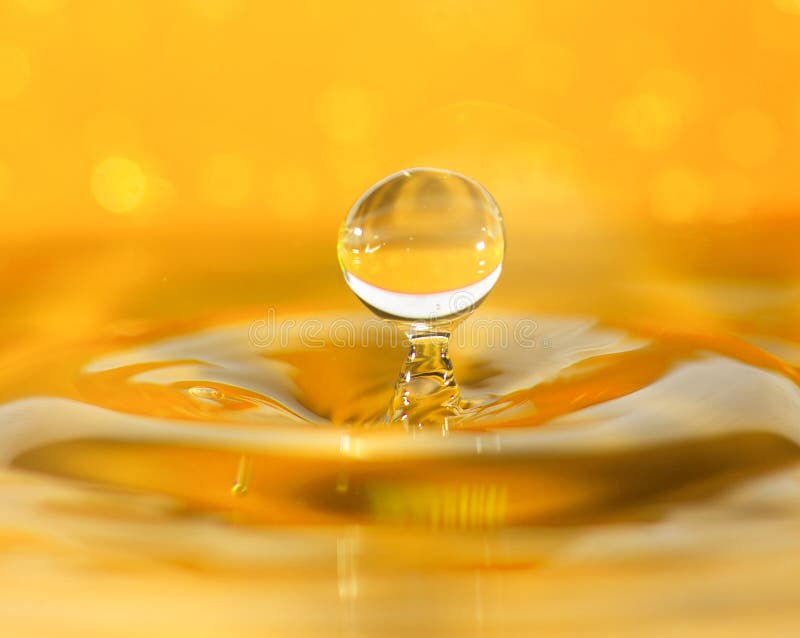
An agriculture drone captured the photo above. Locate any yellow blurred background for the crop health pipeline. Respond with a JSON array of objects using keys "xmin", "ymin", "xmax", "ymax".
[
  {"xmin": 3, "ymin": 5, "xmax": 800, "ymax": 636},
  {"xmin": 2, "ymin": 0, "xmax": 800, "ymax": 345},
  {"xmin": 2, "ymin": 0, "xmax": 799, "ymax": 232}
]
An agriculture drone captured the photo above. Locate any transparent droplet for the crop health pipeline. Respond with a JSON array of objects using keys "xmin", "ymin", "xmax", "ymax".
[
  {"xmin": 187, "ymin": 385, "xmax": 224, "ymax": 403},
  {"xmin": 338, "ymin": 167, "xmax": 504, "ymax": 327},
  {"xmin": 338, "ymin": 167, "xmax": 505, "ymax": 431}
]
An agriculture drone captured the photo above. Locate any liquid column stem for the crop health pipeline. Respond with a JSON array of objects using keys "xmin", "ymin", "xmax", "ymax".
[
  {"xmin": 231, "ymin": 455, "xmax": 253, "ymax": 496},
  {"xmin": 388, "ymin": 332, "xmax": 462, "ymax": 433}
]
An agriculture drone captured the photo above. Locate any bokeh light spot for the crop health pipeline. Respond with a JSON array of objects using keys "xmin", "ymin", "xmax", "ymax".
[
  {"xmin": 0, "ymin": 43, "xmax": 31, "ymax": 100},
  {"xmin": 719, "ymin": 107, "xmax": 780, "ymax": 168},
  {"xmin": 618, "ymin": 68, "xmax": 696, "ymax": 151},
  {"xmin": 774, "ymin": 0, "xmax": 800, "ymax": 15},
  {"xmin": 204, "ymin": 153, "xmax": 252, "ymax": 207},
  {"xmin": 498, "ymin": 141, "xmax": 582, "ymax": 216},
  {"xmin": 651, "ymin": 167, "xmax": 712, "ymax": 223},
  {"xmin": 619, "ymin": 93, "xmax": 682, "ymax": 150},
  {"xmin": 90, "ymin": 157, "xmax": 147, "ymax": 214}
]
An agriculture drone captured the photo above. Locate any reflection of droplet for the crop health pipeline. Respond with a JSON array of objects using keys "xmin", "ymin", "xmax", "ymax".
[
  {"xmin": 336, "ymin": 532, "xmax": 359, "ymax": 600},
  {"xmin": 318, "ymin": 85, "xmax": 377, "ymax": 145},
  {"xmin": 90, "ymin": 157, "xmax": 147, "ymax": 214},
  {"xmin": 719, "ymin": 107, "xmax": 780, "ymax": 168},
  {"xmin": 205, "ymin": 153, "xmax": 252, "ymax": 207},
  {"xmin": 0, "ymin": 43, "xmax": 31, "ymax": 101},
  {"xmin": 651, "ymin": 167, "xmax": 712, "ymax": 223}
]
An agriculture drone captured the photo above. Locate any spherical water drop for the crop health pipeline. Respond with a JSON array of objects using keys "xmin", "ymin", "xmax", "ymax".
[
  {"xmin": 338, "ymin": 167, "xmax": 504, "ymax": 326},
  {"xmin": 338, "ymin": 168, "xmax": 505, "ymax": 430}
]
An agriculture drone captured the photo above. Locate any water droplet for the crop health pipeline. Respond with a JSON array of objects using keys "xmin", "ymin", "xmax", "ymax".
[
  {"xmin": 338, "ymin": 167, "xmax": 504, "ymax": 326},
  {"xmin": 338, "ymin": 167, "xmax": 505, "ymax": 430},
  {"xmin": 188, "ymin": 386, "xmax": 224, "ymax": 403}
]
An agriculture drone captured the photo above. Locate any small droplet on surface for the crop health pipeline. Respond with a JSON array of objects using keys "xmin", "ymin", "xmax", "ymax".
[{"xmin": 188, "ymin": 386, "xmax": 224, "ymax": 404}]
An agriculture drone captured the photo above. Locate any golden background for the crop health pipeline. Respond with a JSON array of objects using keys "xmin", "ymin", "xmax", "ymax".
[
  {"xmin": 2, "ymin": 3, "xmax": 800, "ymax": 636},
  {"xmin": 3, "ymin": 0, "xmax": 800, "ymax": 350},
  {"xmin": 3, "ymin": 0, "xmax": 799, "ymax": 233}
]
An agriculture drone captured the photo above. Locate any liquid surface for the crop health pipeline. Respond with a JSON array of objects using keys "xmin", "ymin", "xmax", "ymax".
[{"xmin": 1, "ymin": 234, "xmax": 800, "ymax": 636}]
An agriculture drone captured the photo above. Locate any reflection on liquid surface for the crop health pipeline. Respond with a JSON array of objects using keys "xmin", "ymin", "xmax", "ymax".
[{"xmin": 1, "ymin": 234, "xmax": 800, "ymax": 636}]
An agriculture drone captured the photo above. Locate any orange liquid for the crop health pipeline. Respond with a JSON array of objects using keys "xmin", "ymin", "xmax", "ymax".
[{"xmin": 1, "ymin": 228, "xmax": 800, "ymax": 637}]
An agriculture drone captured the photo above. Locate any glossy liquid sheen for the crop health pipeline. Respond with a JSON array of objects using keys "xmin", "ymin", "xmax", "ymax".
[{"xmin": 1, "ymin": 236, "xmax": 800, "ymax": 637}]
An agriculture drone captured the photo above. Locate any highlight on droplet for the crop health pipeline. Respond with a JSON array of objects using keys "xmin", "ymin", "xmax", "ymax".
[{"xmin": 90, "ymin": 156, "xmax": 147, "ymax": 214}]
